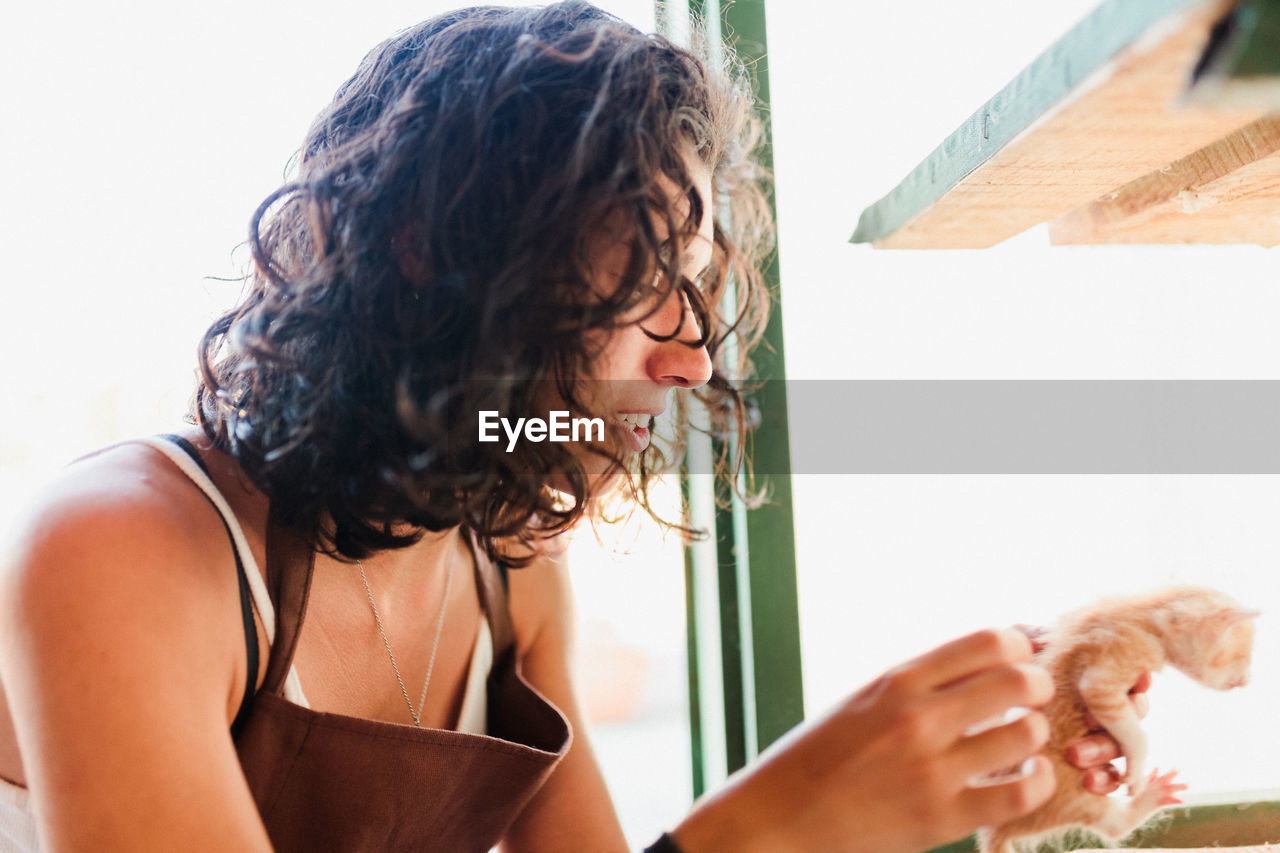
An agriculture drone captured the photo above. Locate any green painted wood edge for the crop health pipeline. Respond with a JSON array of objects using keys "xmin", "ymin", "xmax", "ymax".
[
  {"xmin": 1153, "ymin": 799, "xmax": 1280, "ymax": 847},
  {"xmin": 850, "ymin": 0, "xmax": 1214, "ymax": 245},
  {"xmin": 719, "ymin": 0, "xmax": 806, "ymax": 753},
  {"xmin": 924, "ymin": 800, "xmax": 1280, "ymax": 852}
]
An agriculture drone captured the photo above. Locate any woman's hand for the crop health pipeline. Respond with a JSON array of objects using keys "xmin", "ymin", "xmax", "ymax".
[
  {"xmin": 1014, "ymin": 624, "xmax": 1152, "ymax": 795},
  {"xmin": 670, "ymin": 629, "xmax": 1056, "ymax": 853}
]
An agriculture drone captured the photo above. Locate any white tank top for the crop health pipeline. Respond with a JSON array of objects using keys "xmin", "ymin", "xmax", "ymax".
[{"xmin": 0, "ymin": 437, "xmax": 492, "ymax": 851}]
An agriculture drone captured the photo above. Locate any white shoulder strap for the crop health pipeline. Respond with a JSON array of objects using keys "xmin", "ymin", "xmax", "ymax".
[{"xmin": 137, "ymin": 437, "xmax": 277, "ymax": 642}]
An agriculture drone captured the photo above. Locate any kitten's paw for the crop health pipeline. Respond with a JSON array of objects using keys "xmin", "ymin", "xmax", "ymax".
[{"xmin": 1130, "ymin": 768, "xmax": 1186, "ymax": 813}]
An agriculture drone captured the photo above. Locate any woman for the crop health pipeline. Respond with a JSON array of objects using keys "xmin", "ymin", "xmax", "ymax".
[{"xmin": 0, "ymin": 3, "xmax": 1140, "ymax": 850}]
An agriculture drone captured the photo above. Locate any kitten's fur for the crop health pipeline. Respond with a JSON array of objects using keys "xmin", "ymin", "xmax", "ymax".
[{"xmin": 978, "ymin": 586, "xmax": 1257, "ymax": 853}]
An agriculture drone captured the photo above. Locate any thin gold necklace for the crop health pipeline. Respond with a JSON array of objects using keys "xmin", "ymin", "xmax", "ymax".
[{"xmin": 356, "ymin": 538, "xmax": 457, "ymax": 727}]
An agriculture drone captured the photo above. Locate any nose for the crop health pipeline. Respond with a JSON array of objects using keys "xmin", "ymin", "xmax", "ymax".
[{"xmin": 646, "ymin": 289, "xmax": 712, "ymax": 388}]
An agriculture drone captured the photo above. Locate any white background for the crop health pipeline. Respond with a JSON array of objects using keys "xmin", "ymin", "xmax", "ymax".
[
  {"xmin": 2, "ymin": 0, "xmax": 1277, "ymax": 843},
  {"xmin": 766, "ymin": 0, "xmax": 1280, "ymax": 802}
]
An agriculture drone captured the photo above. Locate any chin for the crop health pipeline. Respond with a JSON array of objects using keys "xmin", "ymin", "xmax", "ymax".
[{"xmin": 547, "ymin": 456, "xmax": 631, "ymax": 502}]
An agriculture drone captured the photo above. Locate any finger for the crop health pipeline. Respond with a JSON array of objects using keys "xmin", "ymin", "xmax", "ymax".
[
  {"xmin": 952, "ymin": 711, "xmax": 1049, "ymax": 780},
  {"xmin": 1011, "ymin": 624, "xmax": 1047, "ymax": 655},
  {"xmin": 1081, "ymin": 764, "xmax": 1122, "ymax": 795},
  {"xmin": 957, "ymin": 755, "xmax": 1056, "ymax": 826},
  {"xmin": 905, "ymin": 629, "xmax": 1035, "ymax": 693},
  {"xmin": 943, "ymin": 664, "xmax": 1053, "ymax": 738},
  {"xmin": 1066, "ymin": 734, "xmax": 1121, "ymax": 769}
]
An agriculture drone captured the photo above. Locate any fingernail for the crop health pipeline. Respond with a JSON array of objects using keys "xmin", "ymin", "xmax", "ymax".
[{"xmin": 1074, "ymin": 742, "xmax": 1100, "ymax": 764}]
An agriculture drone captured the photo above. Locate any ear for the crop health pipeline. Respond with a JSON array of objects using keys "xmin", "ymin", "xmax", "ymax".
[{"xmin": 1220, "ymin": 606, "xmax": 1261, "ymax": 626}]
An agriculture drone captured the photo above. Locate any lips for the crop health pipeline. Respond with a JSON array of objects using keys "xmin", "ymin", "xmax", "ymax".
[{"xmin": 614, "ymin": 411, "xmax": 655, "ymax": 453}]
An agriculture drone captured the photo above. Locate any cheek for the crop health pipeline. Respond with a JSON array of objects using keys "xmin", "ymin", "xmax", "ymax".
[{"xmin": 587, "ymin": 325, "xmax": 650, "ymax": 380}]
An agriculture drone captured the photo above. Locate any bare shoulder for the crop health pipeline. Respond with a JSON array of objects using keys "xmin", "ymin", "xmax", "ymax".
[
  {"xmin": 0, "ymin": 439, "xmax": 246, "ymax": 690},
  {"xmin": 3, "ymin": 440, "xmax": 234, "ymax": 604},
  {"xmin": 502, "ymin": 538, "xmax": 575, "ymax": 657},
  {"xmin": 0, "ymin": 439, "xmax": 272, "ymax": 847}
]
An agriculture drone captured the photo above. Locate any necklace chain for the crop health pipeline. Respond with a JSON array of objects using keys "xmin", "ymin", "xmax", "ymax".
[{"xmin": 356, "ymin": 538, "xmax": 457, "ymax": 727}]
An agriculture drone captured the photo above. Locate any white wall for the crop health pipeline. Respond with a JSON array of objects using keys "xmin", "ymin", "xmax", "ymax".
[{"xmin": 767, "ymin": 1, "xmax": 1280, "ymax": 801}]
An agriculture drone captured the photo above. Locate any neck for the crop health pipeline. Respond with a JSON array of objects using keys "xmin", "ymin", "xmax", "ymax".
[{"xmin": 335, "ymin": 527, "xmax": 465, "ymax": 596}]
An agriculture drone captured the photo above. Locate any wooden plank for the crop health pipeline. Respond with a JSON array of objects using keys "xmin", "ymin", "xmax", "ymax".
[
  {"xmin": 852, "ymin": 0, "xmax": 1262, "ymax": 249},
  {"xmin": 1050, "ymin": 114, "xmax": 1280, "ymax": 245}
]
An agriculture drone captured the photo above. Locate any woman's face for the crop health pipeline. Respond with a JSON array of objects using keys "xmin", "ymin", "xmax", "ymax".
[{"xmin": 571, "ymin": 151, "xmax": 715, "ymax": 479}]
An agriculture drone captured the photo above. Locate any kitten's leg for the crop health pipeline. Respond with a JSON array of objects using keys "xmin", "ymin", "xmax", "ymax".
[
  {"xmin": 1078, "ymin": 665, "xmax": 1147, "ymax": 794},
  {"xmin": 1089, "ymin": 769, "xmax": 1186, "ymax": 841}
]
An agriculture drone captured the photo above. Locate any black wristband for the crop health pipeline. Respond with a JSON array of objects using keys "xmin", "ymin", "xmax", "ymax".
[{"xmin": 643, "ymin": 832, "xmax": 687, "ymax": 853}]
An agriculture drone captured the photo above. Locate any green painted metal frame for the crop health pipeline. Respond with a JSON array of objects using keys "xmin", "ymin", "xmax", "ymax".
[
  {"xmin": 665, "ymin": 0, "xmax": 805, "ymax": 797},
  {"xmin": 1189, "ymin": 0, "xmax": 1280, "ymax": 89},
  {"xmin": 1196, "ymin": 0, "xmax": 1280, "ymax": 77}
]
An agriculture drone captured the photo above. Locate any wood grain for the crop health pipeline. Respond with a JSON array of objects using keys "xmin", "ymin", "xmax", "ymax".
[{"xmin": 1050, "ymin": 114, "xmax": 1280, "ymax": 245}]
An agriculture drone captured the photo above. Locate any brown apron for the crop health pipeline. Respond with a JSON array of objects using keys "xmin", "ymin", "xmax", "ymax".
[{"xmin": 233, "ymin": 516, "xmax": 571, "ymax": 852}]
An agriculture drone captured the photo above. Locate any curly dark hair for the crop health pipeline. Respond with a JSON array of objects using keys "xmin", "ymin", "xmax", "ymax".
[{"xmin": 194, "ymin": 1, "xmax": 772, "ymax": 562}]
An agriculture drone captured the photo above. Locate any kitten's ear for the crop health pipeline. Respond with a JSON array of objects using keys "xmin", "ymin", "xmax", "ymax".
[{"xmin": 1222, "ymin": 606, "xmax": 1261, "ymax": 625}]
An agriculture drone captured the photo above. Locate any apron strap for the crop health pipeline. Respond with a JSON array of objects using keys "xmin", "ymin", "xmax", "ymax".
[
  {"xmin": 260, "ymin": 510, "xmax": 316, "ymax": 695},
  {"xmin": 467, "ymin": 532, "xmax": 516, "ymax": 662}
]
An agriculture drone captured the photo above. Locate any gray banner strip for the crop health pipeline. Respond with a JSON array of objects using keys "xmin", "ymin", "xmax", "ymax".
[{"xmin": 768, "ymin": 380, "xmax": 1280, "ymax": 474}]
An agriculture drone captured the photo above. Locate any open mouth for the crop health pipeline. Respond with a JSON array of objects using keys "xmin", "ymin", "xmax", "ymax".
[{"xmin": 614, "ymin": 412, "xmax": 653, "ymax": 452}]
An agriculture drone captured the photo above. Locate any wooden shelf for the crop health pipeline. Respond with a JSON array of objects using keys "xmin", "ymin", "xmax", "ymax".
[{"xmin": 852, "ymin": 0, "xmax": 1280, "ymax": 249}]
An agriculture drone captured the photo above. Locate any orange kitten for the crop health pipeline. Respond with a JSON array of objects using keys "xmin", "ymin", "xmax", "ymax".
[{"xmin": 978, "ymin": 586, "xmax": 1257, "ymax": 853}]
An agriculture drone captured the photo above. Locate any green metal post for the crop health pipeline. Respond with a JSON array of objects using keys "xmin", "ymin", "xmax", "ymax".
[
  {"xmin": 666, "ymin": 0, "xmax": 805, "ymax": 793},
  {"xmin": 719, "ymin": 0, "xmax": 805, "ymax": 759}
]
